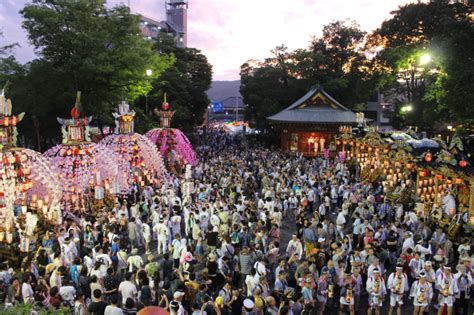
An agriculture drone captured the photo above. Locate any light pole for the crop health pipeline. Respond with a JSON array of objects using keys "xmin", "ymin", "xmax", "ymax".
[
  {"xmin": 396, "ymin": 52, "xmax": 432, "ymax": 127},
  {"xmin": 400, "ymin": 104, "xmax": 413, "ymax": 113},
  {"xmin": 145, "ymin": 69, "xmax": 152, "ymax": 115}
]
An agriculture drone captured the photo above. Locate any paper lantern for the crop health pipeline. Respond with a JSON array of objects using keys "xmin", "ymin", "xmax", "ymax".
[
  {"xmin": 0, "ymin": 149, "xmax": 62, "ymax": 241},
  {"xmin": 100, "ymin": 134, "xmax": 167, "ymax": 191},
  {"xmin": 459, "ymin": 160, "xmax": 467, "ymax": 168},
  {"xmin": 146, "ymin": 128, "xmax": 197, "ymax": 167},
  {"xmin": 44, "ymin": 143, "xmax": 127, "ymax": 210}
]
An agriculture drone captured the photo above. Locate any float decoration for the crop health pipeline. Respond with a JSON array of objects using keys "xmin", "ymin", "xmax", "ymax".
[
  {"xmin": 44, "ymin": 92, "xmax": 126, "ymax": 213},
  {"xmin": 336, "ymin": 125, "xmax": 474, "ymax": 239},
  {"xmin": 146, "ymin": 93, "xmax": 197, "ymax": 168},
  {"xmin": 100, "ymin": 101, "xmax": 167, "ymax": 191},
  {"xmin": 0, "ymin": 90, "xmax": 61, "ymax": 249}
]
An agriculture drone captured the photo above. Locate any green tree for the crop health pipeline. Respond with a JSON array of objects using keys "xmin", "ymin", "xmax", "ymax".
[
  {"xmin": 240, "ymin": 21, "xmax": 377, "ymax": 130},
  {"xmin": 0, "ymin": 0, "xmax": 173, "ymax": 150},
  {"xmin": 142, "ymin": 33, "xmax": 212, "ymax": 130},
  {"xmin": 369, "ymin": 0, "xmax": 473, "ymax": 128},
  {"xmin": 0, "ymin": 31, "xmax": 17, "ymax": 56}
]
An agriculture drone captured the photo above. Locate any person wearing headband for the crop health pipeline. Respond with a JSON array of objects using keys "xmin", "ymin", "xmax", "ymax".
[
  {"xmin": 410, "ymin": 270, "xmax": 433, "ymax": 315},
  {"xmin": 366, "ymin": 268, "xmax": 386, "ymax": 315},
  {"xmin": 387, "ymin": 266, "xmax": 409, "ymax": 315},
  {"xmin": 436, "ymin": 266, "xmax": 458, "ymax": 315},
  {"xmin": 454, "ymin": 264, "xmax": 472, "ymax": 315},
  {"xmin": 339, "ymin": 272, "xmax": 356, "ymax": 315}
]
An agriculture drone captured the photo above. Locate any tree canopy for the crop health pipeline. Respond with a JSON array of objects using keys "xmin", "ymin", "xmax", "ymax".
[
  {"xmin": 138, "ymin": 33, "xmax": 212, "ymax": 130},
  {"xmin": 241, "ymin": 0, "xmax": 473, "ymax": 131},
  {"xmin": 0, "ymin": 0, "xmax": 174, "ymax": 149},
  {"xmin": 241, "ymin": 21, "xmax": 376, "ymax": 130},
  {"xmin": 366, "ymin": 0, "xmax": 473, "ymax": 128}
]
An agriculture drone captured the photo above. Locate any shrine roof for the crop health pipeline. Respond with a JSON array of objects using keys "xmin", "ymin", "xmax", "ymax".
[{"xmin": 267, "ymin": 87, "xmax": 357, "ymax": 124}]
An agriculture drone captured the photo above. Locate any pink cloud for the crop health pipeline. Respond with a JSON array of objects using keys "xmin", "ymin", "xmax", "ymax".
[{"xmin": 1, "ymin": 0, "xmax": 415, "ymax": 80}]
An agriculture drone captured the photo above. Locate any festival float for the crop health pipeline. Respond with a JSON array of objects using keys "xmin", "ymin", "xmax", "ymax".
[
  {"xmin": 100, "ymin": 101, "xmax": 167, "ymax": 190},
  {"xmin": 0, "ymin": 89, "xmax": 62, "ymax": 254},
  {"xmin": 146, "ymin": 94, "xmax": 197, "ymax": 172},
  {"xmin": 43, "ymin": 93, "xmax": 126, "ymax": 213},
  {"xmin": 334, "ymin": 125, "xmax": 474, "ymax": 239}
]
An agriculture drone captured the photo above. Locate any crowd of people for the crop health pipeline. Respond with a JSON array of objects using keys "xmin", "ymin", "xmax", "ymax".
[{"xmin": 0, "ymin": 130, "xmax": 472, "ymax": 315}]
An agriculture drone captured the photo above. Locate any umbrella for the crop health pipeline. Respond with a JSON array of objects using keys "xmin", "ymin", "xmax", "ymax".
[{"xmin": 138, "ymin": 306, "xmax": 169, "ymax": 315}]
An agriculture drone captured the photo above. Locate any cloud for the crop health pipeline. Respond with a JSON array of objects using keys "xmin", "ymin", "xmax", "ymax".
[{"xmin": 1, "ymin": 0, "xmax": 415, "ymax": 80}]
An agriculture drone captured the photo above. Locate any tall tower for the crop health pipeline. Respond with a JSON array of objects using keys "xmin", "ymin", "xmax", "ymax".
[{"xmin": 166, "ymin": 0, "xmax": 188, "ymax": 47}]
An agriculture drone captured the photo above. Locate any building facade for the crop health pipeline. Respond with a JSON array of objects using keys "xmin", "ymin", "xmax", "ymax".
[
  {"xmin": 208, "ymin": 96, "xmax": 245, "ymax": 123},
  {"xmin": 138, "ymin": 0, "xmax": 188, "ymax": 48},
  {"xmin": 267, "ymin": 88, "xmax": 358, "ymax": 155}
]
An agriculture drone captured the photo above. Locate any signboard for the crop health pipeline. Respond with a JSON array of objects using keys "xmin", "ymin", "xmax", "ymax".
[{"xmin": 211, "ymin": 102, "xmax": 223, "ymax": 113}]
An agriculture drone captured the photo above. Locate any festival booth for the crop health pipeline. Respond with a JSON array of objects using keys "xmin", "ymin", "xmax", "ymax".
[
  {"xmin": 0, "ymin": 91, "xmax": 62, "ymax": 255},
  {"xmin": 44, "ymin": 93, "xmax": 127, "ymax": 213},
  {"xmin": 267, "ymin": 87, "xmax": 358, "ymax": 156},
  {"xmin": 100, "ymin": 101, "xmax": 167, "ymax": 191},
  {"xmin": 146, "ymin": 95, "xmax": 197, "ymax": 172}
]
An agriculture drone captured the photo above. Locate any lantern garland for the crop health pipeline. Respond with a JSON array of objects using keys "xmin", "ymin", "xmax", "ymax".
[
  {"xmin": 147, "ymin": 94, "xmax": 197, "ymax": 167},
  {"xmin": 146, "ymin": 128, "xmax": 197, "ymax": 166},
  {"xmin": 100, "ymin": 101, "xmax": 167, "ymax": 191},
  {"xmin": 44, "ymin": 142, "xmax": 127, "ymax": 210},
  {"xmin": 100, "ymin": 133, "xmax": 166, "ymax": 189},
  {"xmin": 0, "ymin": 90, "xmax": 62, "ymax": 247},
  {"xmin": 43, "ymin": 93, "xmax": 127, "ymax": 212}
]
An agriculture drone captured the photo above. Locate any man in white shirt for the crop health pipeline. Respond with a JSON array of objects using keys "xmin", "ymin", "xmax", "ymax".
[
  {"xmin": 153, "ymin": 217, "xmax": 169, "ymax": 255},
  {"xmin": 387, "ymin": 266, "xmax": 409, "ymax": 315},
  {"xmin": 104, "ymin": 295, "xmax": 123, "ymax": 315},
  {"xmin": 170, "ymin": 209, "xmax": 182, "ymax": 237},
  {"xmin": 409, "ymin": 252, "xmax": 425, "ymax": 280},
  {"xmin": 127, "ymin": 248, "xmax": 144, "ymax": 273},
  {"xmin": 402, "ymin": 232, "xmax": 415, "ymax": 253},
  {"xmin": 171, "ymin": 234, "xmax": 184, "ymax": 267},
  {"xmin": 286, "ymin": 234, "xmax": 303, "ymax": 259},
  {"xmin": 59, "ymin": 278, "xmax": 76, "ymax": 307},
  {"xmin": 21, "ymin": 274, "xmax": 34, "ymax": 304},
  {"xmin": 436, "ymin": 266, "xmax": 458, "ymax": 314},
  {"xmin": 118, "ymin": 272, "xmax": 137, "ymax": 305},
  {"xmin": 414, "ymin": 240, "xmax": 432, "ymax": 260}
]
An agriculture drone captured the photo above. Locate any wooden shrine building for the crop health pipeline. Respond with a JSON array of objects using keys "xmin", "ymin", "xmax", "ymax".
[{"xmin": 267, "ymin": 87, "xmax": 358, "ymax": 155}]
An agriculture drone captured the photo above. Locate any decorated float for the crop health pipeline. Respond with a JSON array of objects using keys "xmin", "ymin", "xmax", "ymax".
[
  {"xmin": 100, "ymin": 101, "xmax": 167, "ymax": 190},
  {"xmin": 146, "ymin": 94, "xmax": 197, "ymax": 172},
  {"xmin": 0, "ymin": 90, "xmax": 62, "ymax": 254},
  {"xmin": 43, "ymin": 93, "xmax": 126, "ymax": 213},
  {"xmin": 334, "ymin": 124, "xmax": 474, "ymax": 239}
]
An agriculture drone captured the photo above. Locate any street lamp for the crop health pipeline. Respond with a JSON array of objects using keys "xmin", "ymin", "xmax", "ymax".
[
  {"xmin": 419, "ymin": 53, "xmax": 431, "ymax": 65},
  {"xmin": 145, "ymin": 69, "xmax": 153, "ymax": 115},
  {"xmin": 400, "ymin": 104, "xmax": 413, "ymax": 113},
  {"xmin": 397, "ymin": 52, "xmax": 432, "ymax": 107}
]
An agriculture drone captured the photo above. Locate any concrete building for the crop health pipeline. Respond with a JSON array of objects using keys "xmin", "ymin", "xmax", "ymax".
[
  {"xmin": 208, "ymin": 96, "xmax": 245, "ymax": 123},
  {"xmin": 361, "ymin": 91, "xmax": 393, "ymax": 133},
  {"xmin": 138, "ymin": 0, "xmax": 188, "ymax": 48}
]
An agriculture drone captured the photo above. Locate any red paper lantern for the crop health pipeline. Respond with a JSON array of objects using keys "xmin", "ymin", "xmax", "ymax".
[
  {"xmin": 162, "ymin": 102, "xmax": 169, "ymax": 111},
  {"xmin": 71, "ymin": 107, "xmax": 81, "ymax": 119},
  {"xmin": 459, "ymin": 160, "xmax": 467, "ymax": 168},
  {"xmin": 424, "ymin": 152, "xmax": 432, "ymax": 162}
]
